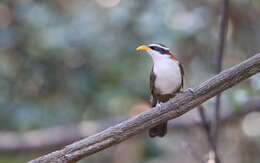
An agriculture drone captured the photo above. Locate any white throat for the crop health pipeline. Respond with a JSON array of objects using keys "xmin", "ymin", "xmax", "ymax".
[{"xmin": 147, "ymin": 49, "xmax": 171, "ymax": 62}]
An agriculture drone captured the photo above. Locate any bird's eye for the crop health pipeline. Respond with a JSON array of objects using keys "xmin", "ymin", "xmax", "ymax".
[{"xmin": 150, "ymin": 46, "xmax": 156, "ymax": 50}]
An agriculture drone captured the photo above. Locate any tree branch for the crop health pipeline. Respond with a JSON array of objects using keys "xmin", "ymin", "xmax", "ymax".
[{"xmin": 29, "ymin": 53, "xmax": 260, "ymax": 163}]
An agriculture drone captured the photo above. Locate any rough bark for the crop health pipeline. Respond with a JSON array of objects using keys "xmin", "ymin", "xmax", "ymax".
[{"xmin": 29, "ymin": 53, "xmax": 260, "ymax": 163}]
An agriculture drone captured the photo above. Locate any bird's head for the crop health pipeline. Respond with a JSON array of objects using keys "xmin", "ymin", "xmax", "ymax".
[{"xmin": 136, "ymin": 43, "xmax": 177, "ymax": 61}]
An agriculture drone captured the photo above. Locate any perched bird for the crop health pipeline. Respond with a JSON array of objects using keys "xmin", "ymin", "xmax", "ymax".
[{"xmin": 136, "ymin": 43, "xmax": 184, "ymax": 137}]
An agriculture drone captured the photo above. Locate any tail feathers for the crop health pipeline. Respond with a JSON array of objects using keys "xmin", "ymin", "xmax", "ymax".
[{"xmin": 149, "ymin": 122, "xmax": 167, "ymax": 138}]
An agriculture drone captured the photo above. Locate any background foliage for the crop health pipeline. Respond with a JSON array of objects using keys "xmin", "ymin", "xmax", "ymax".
[{"xmin": 0, "ymin": 0, "xmax": 259, "ymax": 162}]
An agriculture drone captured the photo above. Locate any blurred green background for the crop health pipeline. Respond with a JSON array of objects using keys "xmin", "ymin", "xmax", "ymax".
[{"xmin": 0, "ymin": 0, "xmax": 259, "ymax": 162}]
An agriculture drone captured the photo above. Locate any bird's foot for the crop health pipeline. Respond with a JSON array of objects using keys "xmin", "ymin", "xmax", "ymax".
[
  {"xmin": 187, "ymin": 88, "xmax": 195, "ymax": 94},
  {"xmin": 156, "ymin": 102, "xmax": 162, "ymax": 108}
]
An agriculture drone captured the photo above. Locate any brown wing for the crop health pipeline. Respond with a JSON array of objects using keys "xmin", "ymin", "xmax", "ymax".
[
  {"xmin": 150, "ymin": 68, "xmax": 157, "ymax": 107},
  {"xmin": 178, "ymin": 62, "xmax": 184, "ymax": 89}
]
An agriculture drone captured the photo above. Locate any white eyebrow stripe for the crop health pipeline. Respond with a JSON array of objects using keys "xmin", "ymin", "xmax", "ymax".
[{"xmin": 149, "ymin": 44, "xmax": 169, "ymax": 50}]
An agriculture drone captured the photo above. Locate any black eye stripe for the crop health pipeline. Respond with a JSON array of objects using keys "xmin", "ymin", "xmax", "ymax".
[{"xmin": 149, "ymin": 46, "xmax": 166, "ymax": 53}]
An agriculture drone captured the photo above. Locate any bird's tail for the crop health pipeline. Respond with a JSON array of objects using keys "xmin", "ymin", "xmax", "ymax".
[{"xmin": 149, "ymin": 122, "xmax": 167, "ymax": 138}]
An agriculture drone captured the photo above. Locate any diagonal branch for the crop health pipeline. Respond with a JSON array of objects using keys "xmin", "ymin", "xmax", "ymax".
[{"xmin": 29, "ymin": 53, "xmax": 260, "ymax": 163}]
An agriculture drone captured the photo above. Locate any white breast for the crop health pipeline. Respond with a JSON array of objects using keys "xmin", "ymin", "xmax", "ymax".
[{"xmin": 153, "ymin": 59, "xmax": 182, "ymax": 94}]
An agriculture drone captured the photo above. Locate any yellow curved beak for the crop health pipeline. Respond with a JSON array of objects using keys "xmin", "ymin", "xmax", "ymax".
[{"xmin": 136, "ymin": 45, "xmax": 150, "ymax": 51}]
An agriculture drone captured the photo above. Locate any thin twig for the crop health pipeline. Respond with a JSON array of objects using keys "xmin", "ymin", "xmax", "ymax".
[
  {"xmin": 213, "ymin": 0, "xmax": 230, "ymax": 162},
  {"xmin": 216, "ymin": 0, "xmax": 229, "ymax": 74},
  {"xmin": 198, "ymin": 1, "xmax": 230, "ymax": 161},
  {"xmin": 29, "ymin": 54, "xmax": 260, "ymax": 163},
  {"xmin": 198, "ymin": 106, "xmax": 213, "ymax": 149},
  {"xmin": 198, "ymin": 106, "xmax": 220, "ymax": 163}
]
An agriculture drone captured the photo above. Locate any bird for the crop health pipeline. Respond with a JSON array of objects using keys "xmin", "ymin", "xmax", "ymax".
[{"xmin": 136, "ymin": 43, "xmax": 184, "ymax": 138}]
